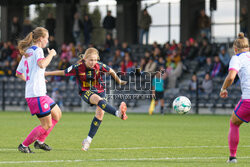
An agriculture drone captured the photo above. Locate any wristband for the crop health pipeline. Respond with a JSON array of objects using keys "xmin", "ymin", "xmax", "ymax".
[{"xmin": 220, "ymin": 88, "xmax": 226, "ymax": 92}]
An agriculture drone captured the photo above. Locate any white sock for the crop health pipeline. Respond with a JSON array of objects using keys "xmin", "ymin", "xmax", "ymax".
[
  {"xmin": 115, "ymin": 110, "xmax": 120, "ymax": 118},
  {"xmin": 22, "ymin": 144, "xmax": 28, "ymax": 147},
  {"xmin": 37, "ymin": 140, "xmax": 44, "ymax": 144},
  {"xmin": 86, "ymin": 136, "xmax": 92, "ymax": 143}
]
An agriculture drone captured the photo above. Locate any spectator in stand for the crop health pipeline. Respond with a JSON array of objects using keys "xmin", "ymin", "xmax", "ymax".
[
  {"xmin": 183, "ymin": 38, "xmax": 198, "ymax": 60},
  {"xmin": 104, "ymin": 33, "xmax": 114, "ymax": 50},
  {"xmin": 219, "ymin": 46, "xmax": 230, "ymax": 75},
  {"xmin": 113, "ymin": 38, "xmax": 121, "ymax": 50},
  {"xmin": 22, "ymin": 18, "xmax": 33, "ymax": 37},
  {"xmin": 112, "ymin": 49, "xmax": 122, "ymax": 70},
  {"xmin": 55, "ymin": 57, "xmax": 71, "ymax": 82},
  {"xmin": 211, "ymin": 55, "xmax": 222, "ymax": 78},
  {"xmin": 72, "ymin": 13, "xmax": 83, "ymax": 45},
  {"xmin": 60, "ymin": 44, "xmax": 68, "ymax": 60},
  {"xmin": 139, "ymin": 8, "xmax": 152, "ymax": 45},
  {"xmin": 3, "ymin": 60, "xmax": 12, "ymax": 76},
  {"xmin": 45, "ymin": 13, "xmax": 56, "ymax": 36},
  {"xmin": 144, "ymin": 56, "xmax": 157, "ymax": 73},
  {"xmin": 197, "ymin": 39, "xmax": 212, "ymax": 66},
  {"xmin": 204, "ymin": 57, "xmax": 213, "ymax": 74},
  {"xmin": 10, "ymin": 45, "xmax": 19, "ymax": 61},
  {"xmin": 157, "ymin": 56, "xmax": 165, "ymax": 67},
  {"xmin": 121, "ymin": 52, "xmax": 134, "ymax": 73},
  {"xmin": 75, "ymin": 44, "xmax": 84, "ymax": 55},
  {"xmin": 10, "ymin": 16, "xmax": 22, "ymax": 44},
  {"xmin": 0, "ymin": 42, "xmax": 12, "ymax": 61},
  {"xmin": 189, "ymin": 73, "xmax": 198, "ymax": 94},
  {"xmin": 144, "ymin": 50, "xmax": 151, "ymax": 61},
  {"xmin": 166, "ymin": 51, "xmax": 183, "ymax": 88},
  {"xmin": 83, "ymin": 15, "xmax": 93, "ymax": 46},
  {"xmin": 170, "ymin": 40, "xmax": 178, "ymax": 51},
  {"xmin": 10, "ymin": 60, "xmax": 18, "ymax": 76},
  {"xmin": 120, "ymin": 42, "xmax": 131, "ymax": 56},
  {"xmin": 197, "ymin": 9, "xmax": 211, "ymax": 40},
  {"xmin": 139, "ymin": 57, "xmax": 147, "ymax": 72},
  {"xmin": 240, "ymin": 7, "xmax": 248, "ymax": 36},
  {"xmin": 58, "ymin": 57, "xmax": 71, "ymax": 70},
  {"xmin": 162, "ymin": 42, "xmax": 171, "ymax": 56},
  {"xmin": 102, "ymin": 10, "xmax": 116, "ymax": 37},
  {"xmin": 68, "ymin": 42, "xmax": 76, "ymax": 60},
  {"xmin": 48, "ymin": 36, "xmax": 58, "ymax": 51},
  {"xmin": 152, "ymin": 47, "xmax": 162, "ymax": 60},
  {"xmin": 201, "ymin": 73, "xmax": 213, "ymax": 95}
]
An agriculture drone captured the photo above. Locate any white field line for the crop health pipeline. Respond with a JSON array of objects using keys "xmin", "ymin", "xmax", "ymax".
[
  {"xmin": 1, "ymin": 157, "xmax": 250, "ymax": 164},
  {"xmin": 1, "ymin": 145, "xmax": 250, "ymax": 151}
]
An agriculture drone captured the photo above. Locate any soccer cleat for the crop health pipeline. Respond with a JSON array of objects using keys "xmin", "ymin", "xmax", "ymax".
[
  {"xmin": 227, "ymin": 156, "xmax": 237, "ymax": 163},
  {"xmin": 34, "ymin": 141, "xmax": 52, "ymax": 151},
  {"xmin": 18, "ymin": 144, "xmax": 34, "ymax": 153},
  {"xmin": 82, "ymin": 139, "xmax": 91, "ymax": 151},
  {"xmin": 118, "ymin": 102, "xmax": 128, "ymax": 120}
]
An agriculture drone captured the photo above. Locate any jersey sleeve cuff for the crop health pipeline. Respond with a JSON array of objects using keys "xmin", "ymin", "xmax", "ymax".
[
  {"xmin": 37, "ymin": 58, "xmax": 44, "ymax": 63},
  {"xmin": 228, "ymin": 68, "xmax": 238, "ymax": 73},
  {"xmin": 16, "ymin": 70, "xmax": 22, "ymax": 75}
]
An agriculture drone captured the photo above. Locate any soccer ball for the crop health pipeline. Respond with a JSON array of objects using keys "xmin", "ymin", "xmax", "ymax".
[{"xmin": 172, "ymin": 96, "xmax": 191, "ymax": 114}]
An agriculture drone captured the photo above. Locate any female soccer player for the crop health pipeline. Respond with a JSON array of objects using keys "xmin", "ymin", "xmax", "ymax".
[
  {"xmin": 45, "ymin": 47, "xmax": 128, "ymax": 151},
  {"xmin": 220, "ymin": 32, "xmax": 250, "ymax": 163},
  {"xmin": 16, "ymin": 27, "xmax": 62, "ymax": 153}
]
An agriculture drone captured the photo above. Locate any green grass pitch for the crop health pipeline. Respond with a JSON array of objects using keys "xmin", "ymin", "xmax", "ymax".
[{"xmin": 0, "ymin": 111, "xmax": 250, "ymax": 167}]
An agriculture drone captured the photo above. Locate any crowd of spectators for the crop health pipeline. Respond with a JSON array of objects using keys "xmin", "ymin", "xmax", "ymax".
[{"xmin": 0, "ymin": 8, "xmax": 233, "ymax": 98}]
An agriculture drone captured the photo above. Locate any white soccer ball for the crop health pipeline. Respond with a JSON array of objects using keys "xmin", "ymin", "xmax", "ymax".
[{"xmin": 172, "ymin": 96, "xmax": 191, "ymax": 114}]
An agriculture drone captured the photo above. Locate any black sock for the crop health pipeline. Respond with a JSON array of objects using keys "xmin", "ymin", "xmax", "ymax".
[
  {"xmin": 88, "ymin": 117, "xmax": 102, "ymax": 138},
  {"xmin": 97, "ymin": 100, "xmax": 116, "ymax": 116},
  {"xmin": 160, "ymin": 106, "xmax": 164, "ymax": 113}
]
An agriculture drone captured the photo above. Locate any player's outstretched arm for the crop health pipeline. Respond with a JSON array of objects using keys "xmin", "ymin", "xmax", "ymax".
[
  {"xmin": 109, "ymin": 68, "xmax": 127, "ymax": 85},
  {"xmin": 220, "ymin": 70, "xmax": 237, "ymax": 98},
  {"xmin": 45, "ymin": 70, "xmax": 65, "ymax": 76}
]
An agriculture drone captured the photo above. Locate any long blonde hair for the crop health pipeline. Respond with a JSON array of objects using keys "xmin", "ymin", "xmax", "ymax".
[
  {"xmin": 79, "ymin": 47, "xmax": 100, "ymax": 61},
  {"xmin": 18, "ymin": 27, "xmax": 48, "ymax": 57},
  {"xmin": 233, "ymin": 32, "xmax": 249, "ymax": 52}
]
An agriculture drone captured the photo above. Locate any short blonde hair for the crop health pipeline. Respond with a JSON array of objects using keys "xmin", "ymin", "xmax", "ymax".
[
  {"xmin": 79, "ymin": 47, "xmax": 100, "ymax": 60},
  {"xmin": 233, "ymin": 32, "xmax": 249, "ymax": 51}
]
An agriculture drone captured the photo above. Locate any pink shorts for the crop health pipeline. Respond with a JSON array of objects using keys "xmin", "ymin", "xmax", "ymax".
[
  {"xmin": 26, "ymin": 95, "xmax": 55, "ymax": 117},
  {"xmin": 234, "ymin": 99, "xmax": 250, "ymax": 123}
]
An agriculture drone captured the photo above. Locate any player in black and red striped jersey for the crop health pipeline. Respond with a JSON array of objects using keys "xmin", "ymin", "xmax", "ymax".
[{"xmin": 45, "ymin": 47, "xmax": 127, "ymax": 151}]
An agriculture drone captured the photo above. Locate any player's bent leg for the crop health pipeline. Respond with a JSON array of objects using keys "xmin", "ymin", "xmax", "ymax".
[
  {"xmin": 19, "ymin": 115, "xmax": 51, "ymax": 153},
  {"xmin": 227, "ymin": 112, "xmax": 243, "ymax": 163},
  {"xmin": 35, "ymin": 105, "xmax": 61, "ymax": 151},
  {"xmin": 89, "ymin": 93, "xmax": 127, "ymax": 119},
  {"xmin": 33, "ymin": 114, "xmax": 54, "ymax": 151},
  {"xmin": 82, "ymin": 107, "xmax": 104, "ymax": 151}
]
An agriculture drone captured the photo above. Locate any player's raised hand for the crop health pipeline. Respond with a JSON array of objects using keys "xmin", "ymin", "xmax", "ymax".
[
  {"xmin": 220, "ymin": 89, "xmax": 228, "ymax": 98},
  {"xmin": 47, "ymin": 48, "xmax": 57, "ymax": 57}
]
